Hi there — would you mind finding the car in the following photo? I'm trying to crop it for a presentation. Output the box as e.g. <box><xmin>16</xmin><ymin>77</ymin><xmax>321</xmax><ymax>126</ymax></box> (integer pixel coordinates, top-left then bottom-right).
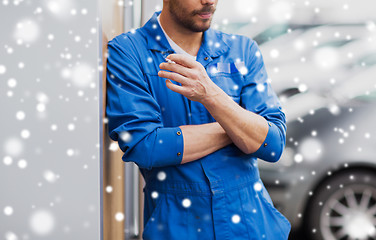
<box><xmin>255</xmin><ymin>22</ymin><xmax>376</xmax><ymax>239</ymax></box>
<box><xmin>259</xmin><ymin>88</ymin><xmax>376</xmax><ymax>239</ymax></box>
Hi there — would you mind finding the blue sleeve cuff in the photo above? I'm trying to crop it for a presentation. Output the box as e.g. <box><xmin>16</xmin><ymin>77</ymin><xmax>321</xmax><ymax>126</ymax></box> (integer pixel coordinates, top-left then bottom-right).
<box><xmin>150</xmin><ymin>127</ymin><xmax>184</xmax><ymax>168</ymax></box>
<box><xmin>252</xmin><ymin>121</ymin><xmax>284</xmax><ymax>162</ymax></box>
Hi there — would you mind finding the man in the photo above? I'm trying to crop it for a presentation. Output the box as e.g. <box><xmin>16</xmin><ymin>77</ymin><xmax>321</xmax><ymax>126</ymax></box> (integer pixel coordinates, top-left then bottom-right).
<box><xmin>106</xmin><ymin>0</ymin><xmax>291</xmax><ymax>239</ymax></box>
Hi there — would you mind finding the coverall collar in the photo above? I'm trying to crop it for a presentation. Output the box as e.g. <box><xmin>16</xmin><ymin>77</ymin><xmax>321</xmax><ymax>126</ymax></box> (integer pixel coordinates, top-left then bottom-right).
<box><xmin>143</xmin><ymin>11</ymin><xmax>230</xmax><ymax>63</ymax></box>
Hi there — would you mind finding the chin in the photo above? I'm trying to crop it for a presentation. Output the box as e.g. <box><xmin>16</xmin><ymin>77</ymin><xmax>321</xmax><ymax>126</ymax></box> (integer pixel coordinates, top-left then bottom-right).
<box><xmin>193</xmin><ymin>22</ymin><xmax>211</xmax><ymax>32</ymax></box>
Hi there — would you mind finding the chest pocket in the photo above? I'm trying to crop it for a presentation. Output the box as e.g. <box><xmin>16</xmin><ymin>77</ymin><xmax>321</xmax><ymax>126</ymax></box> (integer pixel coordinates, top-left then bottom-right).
<box><xmin>208</xmin><ymin>72</ymin><xmax>244</xmax><ymax>104</ymax></box>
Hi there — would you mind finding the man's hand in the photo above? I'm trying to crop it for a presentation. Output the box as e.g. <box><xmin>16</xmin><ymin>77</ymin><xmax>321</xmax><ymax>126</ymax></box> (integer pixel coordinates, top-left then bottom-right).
<box><xmin>158</xmin><ymin>54</ymin><xmax>222</xmax><ymax>103</ymax></box>
<box><xmin>159</xmin><ymin>55</ymin><xmax>270</xmax><ymax>156</ymax></box>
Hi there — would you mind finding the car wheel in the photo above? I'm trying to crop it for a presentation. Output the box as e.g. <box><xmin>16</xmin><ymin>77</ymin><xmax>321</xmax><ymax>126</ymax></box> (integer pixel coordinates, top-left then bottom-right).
<box><xmin>305</xmin><ymin>169</ymin><xmax>376</xmax><ymax>240</ymax></box>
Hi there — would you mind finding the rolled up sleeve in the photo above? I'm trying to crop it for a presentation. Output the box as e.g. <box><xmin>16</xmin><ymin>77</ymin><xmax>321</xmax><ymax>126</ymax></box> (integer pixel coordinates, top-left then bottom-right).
<box><xmin>240</xmin><ymin>40</ymin><xmax>286</xmax><ymax>162</ymax></box>
<box><xmin>252</xmin><ymin>121</ymin><xmax>285</xmax><ymax>162</ymax></box>
<box><xmin>106</xmin><ymin>39</ymin><xmax>184</xmax><ymax>170</ymax></box>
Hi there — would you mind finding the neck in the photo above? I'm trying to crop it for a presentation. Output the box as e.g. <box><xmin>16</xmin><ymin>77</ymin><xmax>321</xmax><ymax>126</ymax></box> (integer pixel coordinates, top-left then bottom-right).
<box><xmin>159</xmin><ymin>11</ymin><xmax>203</xmax><ymax>56</ymax></box>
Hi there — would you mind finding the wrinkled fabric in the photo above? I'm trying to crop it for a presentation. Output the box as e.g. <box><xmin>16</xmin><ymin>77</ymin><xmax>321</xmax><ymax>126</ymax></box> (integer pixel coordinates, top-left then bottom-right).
<box><xmin>106</xmin><ymin>11</ymin><xmax>291</xmax><ymax>240</ymax></box>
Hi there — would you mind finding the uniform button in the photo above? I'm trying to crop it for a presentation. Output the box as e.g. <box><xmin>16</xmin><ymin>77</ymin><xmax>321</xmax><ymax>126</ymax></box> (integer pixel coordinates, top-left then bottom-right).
<box><xmin>177</xmin><ymin>131</ymin><xmax>181</xmax><ymax>136</ymax></box>
<box><xmin>264</xmin><ymin>143</ymin><xmax>268</xmax><ymax>147</ymax></box>
<box><xmin>177</xmin><ymin>152</ymin><xmax>181</xmax><ymax>156</ymax></box>
<box><xmin>204</xmin><ymin>57</ymin><xmax>209</xmax><ymax>60</ymax></box>
<box><xmin>268</xmin><ymin>122</ymin><xmax>272</xmax><ymax>127</ymax></box>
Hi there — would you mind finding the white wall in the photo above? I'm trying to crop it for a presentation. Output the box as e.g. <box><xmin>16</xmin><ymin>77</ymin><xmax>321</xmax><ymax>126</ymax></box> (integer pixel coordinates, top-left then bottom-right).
<box><xmin>0</xmin><ymin>1</ymin><xmax>101</xmax><ymax>239</ymax></box>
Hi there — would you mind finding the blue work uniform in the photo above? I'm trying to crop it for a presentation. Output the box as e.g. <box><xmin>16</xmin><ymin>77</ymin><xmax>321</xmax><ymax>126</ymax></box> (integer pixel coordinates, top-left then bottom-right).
<box><xmin>106</xmin><ymin>11</ymin><xmax>291</xmax><ymax>240</ymax></box>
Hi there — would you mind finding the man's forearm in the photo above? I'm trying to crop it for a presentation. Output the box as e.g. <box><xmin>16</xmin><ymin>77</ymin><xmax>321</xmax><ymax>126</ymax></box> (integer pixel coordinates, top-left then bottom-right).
<box><xmin>202</xmin><ymin>89</ymin><xmax>268</xmax><ymax>155</ymax></box>
<box><xmin>179</xmin><ymin>122</ymin><xmax>232</xmax><ymax>164</ymax></box>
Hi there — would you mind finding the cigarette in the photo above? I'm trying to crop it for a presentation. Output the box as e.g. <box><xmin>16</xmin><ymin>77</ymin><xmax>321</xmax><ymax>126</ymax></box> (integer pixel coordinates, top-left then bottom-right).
<box><xmin>165</xmin><ymin>58</ymin><xmax>176</xmax><ymax>64</ymax></box>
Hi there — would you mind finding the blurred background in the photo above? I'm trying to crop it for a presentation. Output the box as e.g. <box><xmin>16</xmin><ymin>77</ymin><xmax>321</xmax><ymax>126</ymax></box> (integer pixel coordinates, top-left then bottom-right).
<box><xmin>1</xmin><ymin>0</ymin><xmax>376</xmax><ymax>239</ymax></box>
<box><xmin>0</xmin><ymin>0</ymin><xmax>102</xmax><ymax>239</ymax></box>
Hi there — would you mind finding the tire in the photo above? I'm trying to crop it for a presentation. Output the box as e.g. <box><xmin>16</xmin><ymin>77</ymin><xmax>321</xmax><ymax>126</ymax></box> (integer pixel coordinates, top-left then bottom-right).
<box><xmin>304</xmin><ymin>169</ymin><xmax>376</xmax><ymax>240</ymax></box>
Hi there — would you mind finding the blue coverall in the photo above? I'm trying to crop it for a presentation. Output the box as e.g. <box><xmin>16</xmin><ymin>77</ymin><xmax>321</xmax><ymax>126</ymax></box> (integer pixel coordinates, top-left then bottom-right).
<box><xmin>106</xmin><ymin>11</ymin><xmax>291</xmax><ymax>240</ymax></box>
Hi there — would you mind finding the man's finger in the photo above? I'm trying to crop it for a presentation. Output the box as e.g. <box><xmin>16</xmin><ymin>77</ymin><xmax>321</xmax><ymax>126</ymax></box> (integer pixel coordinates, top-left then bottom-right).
<box><xmin>159</xmin><ymin>62</ymin><xmax>192</xmax><ymax>78</ymax></box>
<box><xmin>158</xmin><ymin>70</ymin><xmax>189</xmax><ymax>85</ymax></box>
<box><xmin>166</xmin><ymin>54</ymin><xmax>198</xmax><ymax>68</ymax></box>
<box><xmin>165</xmin><ymin>79</ymin><xmax>186</xmax><ymax>94</ymax></box>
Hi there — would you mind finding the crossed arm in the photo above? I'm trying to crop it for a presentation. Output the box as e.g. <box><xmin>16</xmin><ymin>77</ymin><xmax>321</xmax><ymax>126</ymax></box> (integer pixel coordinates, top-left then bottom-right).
<box><xmin>106</xmin><ymin>39</ymin><xmax>285</xmax><ymax>169</ymax></box>
<box><xmin>179</xmin><ymin>122</ymin><xmax>232</xmax><ymax>164</ymax></box>
<box><xmin>158</xmin><ymin>54</ymin><xmax>269</xmax><ymax>164</ymax></box>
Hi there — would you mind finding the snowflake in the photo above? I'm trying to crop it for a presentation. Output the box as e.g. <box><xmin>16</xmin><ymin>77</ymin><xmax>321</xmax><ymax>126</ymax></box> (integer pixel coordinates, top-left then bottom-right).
<box><xmin>20</xmin><ymin>129</ymin><xmax>30</xmax><ymax>139</ymax></box>
<box><xmin>13</xmin><ymin>19</ymin><xmax>40</xmax><ymax>44</ymax></box>
<box><xmin>4</xmin><ymin>137</ymin><xmax>23</xmax><ymax>156</ymax></box>
<box><xmin>231</xmin><ymin>214</ymin><xmax>241</xmax><ymax>224</ymax></box>
<box><xmin>270</xmin><ymin>49</ymin><xmax>279</xmax><ymax>58</ymax></box>
<box><xmin>3</xmin><ymin>206</ymin><xmax>14</xmax><ymax>216</ymax></box>
<box><xmin>253</xmin><ymin>182</ymin><xmax>262</xmax><ymax>191</ymax></box>
<box><xmin>18</xmin><ymin>159</ymin><xmax>27</xmax><ymax>169</ymax></box>
<box><xmin>29</xmin><ymin>209</ymin><xmax>55</xmax><ymax>235</ymax></box>
<box><xmin>151</xmin><ymin>191</ymin><xmax>159</xmax><ymax>199</ymax></box>
<box><xmin>5</xmin><ymin>232</ymin><xmax>18</xmax><ymax>240</ymax></box>
<box><xmin>182</xmin><ymin>198</ymin><xmax>191</xmax><ymax>208</ymax></box>
<box><xmin>43</xmin><ymin>170</ymin><xmax>58</xmax><ymax>183</ymax></box>
<box><xmin>157</xmin><ymin>171</ymin><xmax>166</xmax><ymax>181</ymax></box>
<box><xmin>294</xmin><ymin>153</ymin><xmax>303</xmax><ymax>163</ymax></box>
<box><xmin>0</xmin><ymin>64</ymin><xmax>6</xmax><ymax>74</ymax></box>
<box><xmin>66</xmin><ymin>148</ymin><xmax>75</xmax><ymax>156</ymax></box>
